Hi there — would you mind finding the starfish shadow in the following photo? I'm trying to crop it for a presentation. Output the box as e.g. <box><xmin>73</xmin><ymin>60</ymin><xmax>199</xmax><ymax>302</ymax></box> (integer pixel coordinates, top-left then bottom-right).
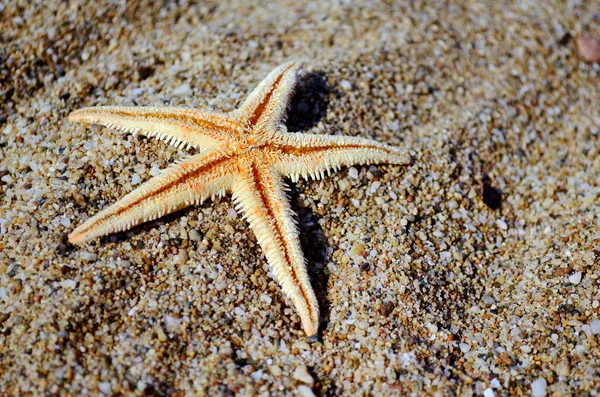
<box><xmin>286</xmin><ymin>70</ymin><xmax>333</xmax><ymax>133</ymax></box>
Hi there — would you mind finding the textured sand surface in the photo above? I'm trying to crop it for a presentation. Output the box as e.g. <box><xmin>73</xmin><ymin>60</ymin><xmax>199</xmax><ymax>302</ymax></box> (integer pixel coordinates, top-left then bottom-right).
<box><xmin>1</xmin><ymin>1</ymin><xmax>600</xmax><ymax>395</ymax></box>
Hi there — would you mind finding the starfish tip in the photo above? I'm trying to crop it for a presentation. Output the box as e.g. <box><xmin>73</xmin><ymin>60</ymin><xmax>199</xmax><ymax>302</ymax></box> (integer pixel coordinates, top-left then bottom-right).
<box><xmin>68</xmin><ymin>110</ymin><xmax>85</xmax><ymax>123</ymax></box>
<box><xmin>68</xmin><ymin>232</ymin><xmax>84</xmax><ymax>245</ymax></box>
<box><xmin>400</xmin><ymin>152</ymin><xmax>413</xmax><ymax>166</ymax></box>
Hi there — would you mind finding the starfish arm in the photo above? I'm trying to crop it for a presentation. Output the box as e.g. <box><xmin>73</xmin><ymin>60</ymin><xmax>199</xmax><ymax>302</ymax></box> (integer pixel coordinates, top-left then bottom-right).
<box><xmin>69</xmin><ymin>106</ymin><xmax>241</xmax><ymax>151</ymax></box>
<box><xmin>232</xmin><ymin>157</ymin><xmax>320</xmax><ymax>337</ymax></box>
<box><xmin>233</xmin><ymin>61</ymin><xmax>300</xmax><ymax>136</ymax></box>
<box><xmin>69</xmin><ymin>151</ymin><xmax>239</xmax><ymax>244</ymax></box>
<box><xmin>270</xmin><ymin>132</ymin><xmax>411</xmax><ymax>182</ymax></box>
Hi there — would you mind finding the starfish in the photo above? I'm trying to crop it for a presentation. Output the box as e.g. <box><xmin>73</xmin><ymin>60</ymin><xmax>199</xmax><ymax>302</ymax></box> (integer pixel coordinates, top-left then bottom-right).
<box><xmin>68</xmin><ymin>61</ymin><xmax>410</xmax><ymax>337</ymax></box>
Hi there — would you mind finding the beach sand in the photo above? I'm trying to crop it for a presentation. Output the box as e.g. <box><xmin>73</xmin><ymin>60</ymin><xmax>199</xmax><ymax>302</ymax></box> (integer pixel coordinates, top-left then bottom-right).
<box><xmin>1</xmin><ymin>0</ymin><xmax>599</xmax><ymax>395</ymax></box>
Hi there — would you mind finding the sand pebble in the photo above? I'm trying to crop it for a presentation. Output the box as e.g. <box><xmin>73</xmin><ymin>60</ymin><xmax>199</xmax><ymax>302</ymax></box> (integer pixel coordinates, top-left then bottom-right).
<box><xmin>136</xmin><ymin>381</ymin><xmax>146</xmax><ymax>391</ymax></box>
<box><xmin>531</xmin><ymin>378</ymin><xmax>547</xmax><ymax>397</ymax></box>
<box><xmin>171</xmin><ymin>83</ymin><xmax>192</xmax><ymax>97</ymax></box>
<box><xmin>79</xmin><ymin>251</ymin><xmax>97</xmax><ymax>261</ymax></box>
<box><xmin>156</xmin><ymin>327</ymin><xmax>168</xmax><ymax>342</ymax></box>
<box><xmin>62</xmin><ymin>280</ymin><xmax>77</xmax><ymax>289</ymax></box>
<box><xmin>98</xmin><ymin>382</ymin><xmax>111</xmax><ymax>395</ymax></box>
<box><xmin>250</xmin><ymin>370</ymin><xmax>263</xmax><ymax>382</ymax></box>
<box><xmin>259</xmin><ymin>294</ymin><xmax>272</xmax><ymax>305</ymax></box>
<box><xmin>39</xmin><ymin>104</ymin><xmax>53</xmax><ymax>114</ymax></box>
<box><xmin>173</xmin><ymin>250</ymin><xmax>188</xmax><ymax>264</ymax></box>
<box><xmin>297</xmin><ymin>385</ymin><xmax>316</xmax><ymax>397</ymax></box>
<box><xmin>556</xmin><ymin>359</ymin><xmax>571</xmax><ymax>376</ymax></box>
<box><xmin>234</xmin><ymin>307</ymin><xmax>245</xmax><ymax>316</ymax></box>
<box><xmin>293</xmin><ymin>340</ymin><xmax>311</xmax><ymax>351</ymax></box>
<box><xmin>1</xmin><ymin>173</ymin><xmax>13</xmax><ymax>184</ymax></box>
<box><xmin>483</xmin><ymin>388</ymin><xmax>495</xmax><ymax>397</ymax></box>
<box><xmin>189</xmin><ymin>229</ymin><xmax>202</xmax><ymax>241</ymax></box>
<box><xmin>269</xmin><ymin>365</ymin><xmax>282</xmax><ymax>376</ymax></box>
<box><xmin>568</xmin><ymin>271</ymin><xmax>582</xmax><ymax>285</ymax></box>
<box><xmin>340</xmin><ymin>80</ymin><xmax>352</xmax><ymax>91</ymax></box>
<box><xmin>338</xmin><ymin>178</ymin><xmax>352</xmax><ymax>191</ymax></box>
<box><xmin>293</xmin><ymin>365</ymin><xmax>314</xmax><ymax>385</ymax></box>
<box><xmin>350</xmin><ymin>242</ymin><xmax>366</xmax><ymax>256</ymax></box>
<box><xmin>279</xmin><ymin>341</ymin><xmax>289</xmax><ymax>354</ymax></box>
<box><xmin>149</xmin><ymin>166</ymin><xmax>161</xmax><ymax>177</ymax></box>
<box><xmin>459</xmin><ymin>343</ymin><xmax>471</xmax><ymax>353</ymax></box>
<box><xmin>577</xmin><ymin>34</ymin><xmax>600</xmax><ymax>62</ymax></box>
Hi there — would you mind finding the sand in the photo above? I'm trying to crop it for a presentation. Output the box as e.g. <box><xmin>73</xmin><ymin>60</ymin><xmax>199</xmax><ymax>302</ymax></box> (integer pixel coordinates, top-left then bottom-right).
<box><xmin>1</xmin><ymin>0</ymin><xmax>600</xmax><ymax>395</ymax></box>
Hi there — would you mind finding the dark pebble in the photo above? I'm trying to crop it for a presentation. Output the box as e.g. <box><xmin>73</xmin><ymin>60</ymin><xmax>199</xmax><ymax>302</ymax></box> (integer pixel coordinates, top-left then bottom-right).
<box><xmin>558</xmin><ymin>32</ymin><xmax>572</xmax><ymax>46</ymax></box>
<box><xmin>381</xmin><ymin>301</ymin><xmax>396</xmax><ymax>317</ymax></box>
<box><xmin>482</xmin><ymin>175</ymin><xmax>502</xmax><ymax>210</ymax></box>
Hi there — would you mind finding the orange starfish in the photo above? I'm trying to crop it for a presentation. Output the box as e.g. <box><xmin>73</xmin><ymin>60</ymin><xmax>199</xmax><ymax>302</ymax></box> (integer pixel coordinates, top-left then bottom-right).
<box><xmin>68</xmin><ymin>61</ymin><xmax>410</xmax><ymax>338</ymax></box>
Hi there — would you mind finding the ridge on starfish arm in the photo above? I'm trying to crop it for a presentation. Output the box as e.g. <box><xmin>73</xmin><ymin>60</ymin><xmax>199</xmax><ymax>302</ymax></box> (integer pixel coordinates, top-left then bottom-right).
<box><xmin>67</xmin><ymin>61</ymin><xmax>411</xmax><ymax>338</ymax></box>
